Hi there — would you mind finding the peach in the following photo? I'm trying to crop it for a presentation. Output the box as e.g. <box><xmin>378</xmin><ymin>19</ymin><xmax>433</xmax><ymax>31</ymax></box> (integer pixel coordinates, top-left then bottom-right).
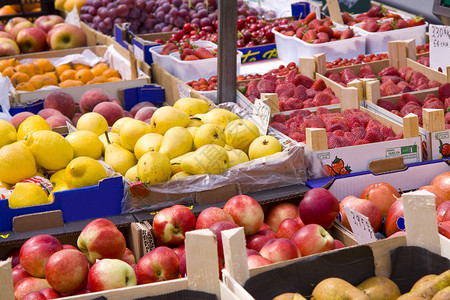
<box><xmin>80</xmin><ymin>88</ymin><xmax>110</xmax><ymax>113</ymax></box>
<box><xmin>71</xmin><ymin>113</ymin><xmax>82</xmax><ymax>127</ymax></box>
<box><xmin>123</xmin><ymin>111</ymin><xmax>133</xmax><ymax>118</ymax></box>
<box><xmin>134</xmin><ymin>106</ymin><xmax>157</xmax><ymax>122</ymax></box>
<box><xmin>38</xmin><ymin>108</ymin><xmax>63</xmax><ymax>119</ymax></box>
<box><xmin>110</xmin><ymin>98</ymin><xmax>122</xmax><ymax>107</ymax></box>
<box><xmin>130</xmin><ymin>101</ymin><xmax>156</xmax><ymax>116</ymax></box>
<box><xmin>44</xmin><ymin>90</ymin><xmax>76</xmax><ymax>118</ymax></box>
<box><xmin>46</xmin><ymin>114</ymin><xmax>73</xmax><ymax>128</ymax></box>
<box><xmin>93</xmin><ymin>102</ymin><xmax>124</xmax><ymax>126</ymax></box>
<box><xmin>10</xmin><ymin>112</ymin><xmax>34</xmax><ymax>129</ymax></box>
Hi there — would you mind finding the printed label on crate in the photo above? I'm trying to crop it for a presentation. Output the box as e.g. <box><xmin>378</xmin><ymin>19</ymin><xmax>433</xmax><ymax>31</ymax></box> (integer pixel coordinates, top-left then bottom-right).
<box><xmin>343</xmin><ymin>206</ymin><xmax>377</xmax><ymax>244</ymax></box>
<box><xmin>429</xmin><ymin>24</ymin><xmax>450</xmax><ymax>75</ymax></box>
<box><xmin>252</xmin><ymin>99</ymin><xmax>271</xmax><ymax>135</ymax></box>
<box><xmin>431</xmin><ymin>130</ymin><xmax>450</xmax><ymax>159</ymax></box>
<box><xmin>176</xmin><ymin>82</ymin><xmax>192</xmax><ymax>99</ymax></box>
<box><xmin>240</xmin><ymin>44</ymin><xmax>278</xmax><ymax>64</ymax></box>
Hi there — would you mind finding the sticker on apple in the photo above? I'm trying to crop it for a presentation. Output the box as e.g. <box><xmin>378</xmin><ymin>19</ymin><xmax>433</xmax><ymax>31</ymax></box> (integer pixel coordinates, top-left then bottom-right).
<box><xmin>252</xmin><ymin>99</ymin><xmax>271</xmax><ymax>135</ymax></box>
<box><xmin>343</xmin><ymin>206</ymin><xmax>377</xmax><ymax>244</ymax></box>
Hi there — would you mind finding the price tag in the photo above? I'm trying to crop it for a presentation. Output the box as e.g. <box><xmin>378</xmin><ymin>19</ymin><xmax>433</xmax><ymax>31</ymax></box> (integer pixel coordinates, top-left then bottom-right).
<box><xmin>343</xmin><ymin>206</ymin><xmax>377</xmax><ymax>244</ymax></box>
<box><xmin>429</xmin><ymin>24</ymin><xmax>450</xmax><ymax>75</ymax></box>
<box><xmin>308</xmin><ymin>1</ymin><xmax>322</xmax><ymax>20</ymax></box>
<box><xmin>65</xmin><ymin>6</ymin><xmax>81</xmax><ymax>28</ymax></box>
<box><xmin>176</xmin><ymin>82</ymin><xmax>192</xmax><ymax>99</ymax></box>
<box><xmin>252</xmin><ymin>99</ymin><xmax>271</xmax><ymax>135</ymax></box>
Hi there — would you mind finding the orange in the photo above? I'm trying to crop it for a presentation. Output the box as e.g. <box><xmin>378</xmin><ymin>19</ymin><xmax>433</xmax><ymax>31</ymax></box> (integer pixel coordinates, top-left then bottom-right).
<box><xmin>102</xmin><ymin>68</ymin><xmax>121</xmax><ymax>78</ymax></box>
<box><xmin>55</xmin><ymin>64</ymin><xmax>71</xmax><ymax>78</ymax></box>
<box><xmin>60</xmin><ymin>79</ymin><xmax>83</xmax><ymax>88</ymax></box>
<box><xmin>15</xmin><ymin>82</ymin><xmax>36</xmax><ymax>92</ymax></box>
<box><xmin>0</xmin><ymin>5</ymin><xmax>18</xmax><ymax>15</ymax></box>
<box><xmin>86</xmin><ymin>75</ymin><xmax>108</xmax><ymax>85</ymax></box>
<box><xmin>73</xmin><ymin>64</ymin><xmax>90</xmax><ymax>71</ymax></box>
<box><xmin>91</xmin><ymin>63</ymin><xmax>108</xmax><ymax>76</ymax></box>
<box><xmin>8</xmin><ymin>58</ymin><xmax>20</xmax><ymax>67</ymax></box>
<box><xmin>28</xmin><ymin>75</ymin><xmax>49</xmax><ymax>90</ymax></box>
<box><xmin>0</xmin><ymin>60</ymin><xmax>13</xmax><ymax>72</ymax></box>
<box><xmin>108</xmin><ymin>77</ymin><xmax>122</xmax><ymax>82</ymax></box>
<box><xmin>2</xmin><ymin>66</ymin><xmax>16</xmax><ymax>78</ymax></box>
<box><xmin>14</xmin><ymin>64</ymin><xmax>33</xmax><ymax>78</ymax></box>
<box><xmin>60</xmin><ymin>69</ymin><xmax>77</xmax><ymax>81</ymax></box>
<box><xmin>33</xmin><ymin>58</ymin><xmax>54</xmax><ymax>74</ymax></box>
<box><xmin>25</xmin><ymin>63</ymin><xmax>41</xmax><ymax>76</ymax></box>
<box><xmin>44</xmin><ymin>72</ymin><xmax>58</xmax><ymax>83</ymax></box>
<box><xmin>74</xmin><ymin>69</ymin><xmax>94</xmax><ymax>84</ymax></box>
<box><xmin>10</xmin><ymin>72</ymin><xmax>30</xmax><ymax>87</ymax></box>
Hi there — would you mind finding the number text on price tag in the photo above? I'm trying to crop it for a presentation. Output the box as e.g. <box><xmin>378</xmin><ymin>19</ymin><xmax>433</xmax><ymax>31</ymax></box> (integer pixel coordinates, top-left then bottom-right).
<box><xmin>252</xmin><ymin>99</ymin><xmax>271</xmax><ymax>135</ymax></box>
<box><xmin>343</xmin><ymin>206</ymin><xmax>377</xmax><ymax>244</ymax></box>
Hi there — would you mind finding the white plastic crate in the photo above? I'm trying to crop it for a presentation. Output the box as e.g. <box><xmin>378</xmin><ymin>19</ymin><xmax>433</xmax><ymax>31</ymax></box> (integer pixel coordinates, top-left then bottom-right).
<box><xmin>149</xmin><ymin>44</ymin><xmax>176</xmax><ymax>74</ymax></box>
<box><xmin>272</xmin><ymin>27</ymin><xmax>298</xmax><ymax>64</ymax></box>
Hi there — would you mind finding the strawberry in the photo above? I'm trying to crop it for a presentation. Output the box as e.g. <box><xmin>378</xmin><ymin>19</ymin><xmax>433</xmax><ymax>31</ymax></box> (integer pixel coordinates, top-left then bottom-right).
<box><xmin>361</xmin><ymin>20</ymin><xmax>380</xmax><ymax>32</ymax></box>
<box><xmin>308</xmin><ymin>19</ymin><xmax>322</xmax><ymax>30</ymax></box>
<box><xmin>358</xmin><ymin>65</ymin><xmax>375</xmax><ymax>78</ymax></box>
<box><xmin>161</xmin><ymin>43</ymin><xmax>178</xmax><ymax>55</ymax></box>
<box><xmin>193</xmin><ymin>47</ymin><xmax>215</xmax><ymax>59</ymax></box>
<box><xmin>445</xmin><ymin>97</ymin><xmax>450</xmax><ymax>111</ymax></box>
<box><xmin>293</xmin><ymin>85</ymin><xmax>308</xmax><ymax>101</ymax></box>
<box><xmin>408</xmin><ymin>15</ymin><xmax>425</xmax><ymax>27</ymax></box>
<box><xmin>291</xmin><ymin>132</ymin><xmax>306</xmax><ymax>143</ymax></box>
<box><xmin>395</xmin><ymin>19</ymin><xmax>409</xmax><ymax>29</ymax></box>
<box><xmin>269</xmin><ymin>122</ymin><xmax>288</xmax><ymax>134</ymax></box>
<box><xmin>184</xmin><ymin>55</ymin><xmax>200</xmax><ymax>61</ymax></box>
<box><xmin>316</xmin><ymin>32</ymin><xmax>330</xmax><ymax>43</ymax></box>
<box><xmin>285</xmin><ymin>97</ymin><xmax>304</xmax><ymax>110</ymax></box>
<box><xmin>380</xmin><ymin>75</ymin><xmax>403</xmax><ymax>84</ymax></box>
<box><xmin>302</xmin><ymin>29</ymin><xmax>318</xmax><ymax>43</ymax></box>
<box><xmin>344</xmin><ymin>132</ymin><xmax>357</xmax><ymax>145</ymax></box>
<box><xmin>295</xmin><ymin>75</ymin><xmax>315</xmax><ymax>88</ymax></box>
<box><xmin>379</xmin><ymin>22</ymin><xmax>394</xmax><ymax>32</ymax></box>
<box><xmin>340</xmin><ymin>69</ymin><xmax>357</xmax><ymax>85</ymax></box>
<box><xmin>276</xmin><ymin>82</ymin><xmax>296</xmax><ymax>97</ymax></box>
<box><xmin>318</xmin><ymin>25</ymin><xmax>334</xmax><ymax>38</ymax></box>
<box><xmin>180</xmin><ymin>48</ymin><xmax>194</xmax><ymax>60</ymax></box>
<box><xmin>302</xmin><ymin>11</ymin><xmax>316</xmax><ymax>24</ymax></box>
<box><xmin>380</xmin><ymin>80</ymin><xmax>402</xmax><ymax>96</ymax></box>
<box><xmin>312</xmin><ymin>92</ymin><xmax>332</xmax><ymax>106</ymax></box>
<box><xmin>327</xmin><ymin>135</ymin><xmax>342</xmax><ymax>149</ymax></box>
<box><xmin>367</xmin><ymin>5</ymin><xmax>385</xmax><ymax>18</ymax></box>
<box><xmin>340</xmin><ymin>28</ymin><xmax>354</xmax><ymax>40</ymax></box>
<box><xmin>379</xmin><ymin>66</ymin><xmax>400</xmax><ymax>77</ymax></box>
<box><xmin>438</xmin><ymin>83</ymin><xmax>450</xmax><ymax>101</ymax></box>
<box><xmin>409</xmin><ymin>71</ymin><xmax>426</xmax><ymax>87</ymax></box>
<box><xmin>398</xmin><ymin>66</ymin><xmax>413</xmax><ymax>79</ymax></box>
<box><xmin>377</xmin><ymin>99</ymin><xmax>399</xmax><ymax>112</ymax></box>
<box><xmin>315</xmin><ymin>107</ymin><xmax>331</xmax><ymax>116</ymax></box>
<box><xmin>311</xmin><ymin>79</ymin><xmax>327</xmax><ymax>91</ymax></box>
<box><xmin>295</xmin><ymin>27</ymin><xmax>307</xmax><ymax>39</ymax></box>
<box><xmin>446</xmin><ymin>111</ymin><xmax>450</xmax><ymax>123</ymax></box>
<box><xmin>364</xmin><ymin>129</ymin><xmax>383</xmax><ymax>143</ymax></box>
<box><xmin>289</xmin><ymin>109</ymin><xmax>311</xmax><ymax>119</ymax></box>
<box><xmin>351</xmin><ymin>127</ymin><xmax>366</xmax><ymax>140</ymax></box>
<box><xmin>397</xmin><ymin>81</ymin><xmax>414</xmax><ymax>93</ymax></box>
<box><xmin>272</xmin><ymin>114</ymin><xmax>287</xmax><ymax>123</ymax></box>
<box><xmin>303</xmin><ymin>100</ymin><xmax>315</xmax><ymax>108</ymax></box>
<box><xmin>286</xmin><ymin>115</ymin><xmax>305</xmax><ymax>129</ymax></box>
<box><xmin>332</xmin><ymin>30</ymin><xmax>342</xmax><ymax>40</ymax></box>
<box><xmin>423</xmin><ymin>98</ymin><xmax>445</xmax><ymax>110</ymax></box>
<box><xmin>429</xmin><ymin>80</ymin><xmax>441</xmax><ymax>88</ymax></box>
<box><xmin>353</xmin><ymin>139</ymin><xmax>369</xmax><ymax>145</ymax></box>
<box><xmin>379</xmin><ymin>125</ymin><xmax>396</xmax><ymax>139</ymax></box>
<box><xmin>257</xmin><ymin>78</ymin><xmax>276</xmax><ymax>93</ymax></box>
<box><xmin>325</xmin><ymin>71</ymin><xmax>342</xmax><ymax>83</ymax></box>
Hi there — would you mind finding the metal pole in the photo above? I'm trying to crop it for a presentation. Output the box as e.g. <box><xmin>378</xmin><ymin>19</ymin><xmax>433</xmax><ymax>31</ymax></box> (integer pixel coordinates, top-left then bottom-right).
<box><xmin>217</xmin><ymin>0</ymin><xmax>237</xmax><ymax>103</ymax></box>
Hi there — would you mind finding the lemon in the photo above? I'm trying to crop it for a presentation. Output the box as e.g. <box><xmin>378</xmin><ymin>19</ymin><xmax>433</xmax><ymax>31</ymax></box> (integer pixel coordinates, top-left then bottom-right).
<box><xmin>25</xmin><ymin>131</ymin><xmax>74</xmax><ymax>171</ymax></box>
<box><xmin>0</xmin><ymin>119</ymin><xmax>16</xmax><ymax>148</ymax></box>
<box><xmin>48</xmin><ymin>183</ymin><xmax>69</xmax><ymax>203</ymax></box>
<box><xmin>65</xmin><ymin>130</ymin><xmax>103</xmax><ymax>159</ymax></box>
<box><xmin>76</xmin><ymin>112</ymin><xmax>108</xmax><ymax>136</ymax></box>
<box><xmin>17</xmin><ymin>115</ymin><xmax>51</xmax><ymax>140</ymax></box>
<box><xmin>111</xmin><ymin>117</ymin><xmax>133</xmax><ymax>134</ymax></box>
<box><xmin>9</xmin><ymin>182</ymin><xmax>51</xmax><ymax>208</ymax></box>
<box><xmin>65</xmin><ymin>156</ymin><xmax>108</xmax><ymax>189</ymax></box>
<box><xmin>49</xmin><ymin>169</ymin><xmax>66</xmax><ymax>188</ymax></box>
<box><xmin>99</xmin><ymin>132</ymin><xmax>120</xmax><ymax>153</ymax></box>
<box><xmin>0</xmin><ymin>141</ymin><xmax>36</xmax><ymax>185</ymax></box>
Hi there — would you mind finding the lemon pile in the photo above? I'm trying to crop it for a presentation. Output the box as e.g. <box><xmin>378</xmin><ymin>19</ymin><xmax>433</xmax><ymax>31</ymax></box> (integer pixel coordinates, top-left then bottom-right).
<box><xmin>0</xmin><ymin>115</ymin><xmax>108</xmax><ymax>209</ymax></box>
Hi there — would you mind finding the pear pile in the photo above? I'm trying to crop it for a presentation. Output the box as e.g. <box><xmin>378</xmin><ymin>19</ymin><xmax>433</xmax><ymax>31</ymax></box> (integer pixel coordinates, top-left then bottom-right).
<box><xmin>106</xmin><ymin>97</ymin><xmax>283</xmax><ymax>184</ymax></box>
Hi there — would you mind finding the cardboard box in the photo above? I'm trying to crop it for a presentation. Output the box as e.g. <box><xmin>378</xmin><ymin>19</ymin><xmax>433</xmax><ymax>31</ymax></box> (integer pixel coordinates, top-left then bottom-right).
<box><xmin>0</xmin><ymin>176</ymin><xmax>124</xmax><ymax>233</ymax></box>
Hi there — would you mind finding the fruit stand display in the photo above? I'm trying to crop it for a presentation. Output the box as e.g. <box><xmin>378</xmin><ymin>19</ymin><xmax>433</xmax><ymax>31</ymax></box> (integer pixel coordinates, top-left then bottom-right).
<box><xmin>1</xmin><ymin>0</ymin><xmax>450</xmax><ymax>299</ymax></box>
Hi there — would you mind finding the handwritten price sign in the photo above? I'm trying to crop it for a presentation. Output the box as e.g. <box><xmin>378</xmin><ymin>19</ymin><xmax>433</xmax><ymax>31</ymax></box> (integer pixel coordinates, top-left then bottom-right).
<box><xmin>252</xmin><ymin>99</ymin><xmax>271</xmax><ymax>135</ymax></box>
<box><xmin>429</xmin><ymin>24</ymin><xmax>450</xmax><ymax>75</ymax></box>
<box><xmin>343</xmin><ymin>206</ymin><xmax>377</xmax><ymax>244</ymax></box>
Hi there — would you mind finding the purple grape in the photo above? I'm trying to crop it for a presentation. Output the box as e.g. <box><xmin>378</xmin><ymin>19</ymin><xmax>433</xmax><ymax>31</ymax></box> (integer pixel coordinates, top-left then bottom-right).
<box><xmin>169</xmin><ymin>7</ymin><xmax>179</xmax><ymax>18</ymax></box>
<box><xmin>80</xmin><ymin>6</ymin><xmax>88</xmax><ymax>13</ymax></box>
<box><xmin>92</xmin><ymin>0</ymin><xmax>102</xmax><ymax>9</ymax></box>
<box><xmin>161</xmin><ymin>2</ymin><xmax>171</xmax><ymax>13</ymax></box>
<box><xmin>101</xmin><ymin>0</ymin><xmax>111</xmax><ymax>6</ymax></box>
<box><xmin>173</xmin><ymin>16</ymin><xmax>185</xmax><ymax>28</ymax></box>
<box><xmin>179</xmin><ymin>8</ymin><xmax>187</xmax><ymax>17</ymax></box>
<box><xmin>104</xmin><ymin>17</ymin><xmax>113</xmax><ymax>29</ymax></box>
<box><xmin>93</xmin><ymin>15</ymin><xmax>101</xmax><ymax>24</ymax></box>
<box><xmin>98</xmin><ymin>21</ymin><xmax>106</xmax><ymax>32</ymax></box>
<box><xmin>145</xmin><ymin>1</ymin><xmax>154</xmax><ymax>12</ymax></box>
<box><xmin>81</xmin><ymin>14</ymin><xmax>93</xmax><ymax>23</ymax></box>
<box><xmin>139</xmin><ymin>12</ymin><xmax>148</xmax><ymax>22</ymax></box>
<box><xmin>117</xmin><ymin>4</ymin><xmax>129</xmax><ymax>17</ymax></box>
<box><xmin>97</xmin><ymin>7</ymin><xmax>108</xmax><ymax>19</ymax></box>
<box><xmin>172</xmin><ymin>0</ymin><xmax>182</xmax><ymax>6</ymax></box>
<box><xmin>191</xmin><ymin>18</ymin><xmax>200</xmax><ymax>26</ymax></box>
<box><xmin>162</xmin><ymin>25</ymin><xmax>173</xmax><ymax>32</ymax></box>
<box><xmin>180</xmin><ymin>3</ymin><xmax>188</xmax><ymax>10</ymax></box>
<box><xmin>88</xmin><ymin>6</ymin><xmax>97</xmax><ymax>16</ymax></box>
<box><xmin>129</xmin><ymin>7</ymin><xmax>140</xmax><ymax>19</ymax></box>
<box><xmin>164</xmin><ymin>14</ymin><xmax>170</xmax><ymax>23</ymax></box>
<box><xmin>106</xmin><ymin>2</ymin><xmax>114</xmax><ymax>9</ymax></box>
<box><xmin>197</xmin><ymin>9</ymin><xmax>208</xmax><ymax>18</ymax></box>
<box><xmin>200</xmin><ymin>17</ymin><xmax>211</xmax><ymax>27</ymax></box>
<box><xmin>144</xmin><ymin>18</ymin><xmax>155</xmax><ymax>30</ymax></box>
<box><xmin>156</xmin><ymin>11</ymin><xmax>165</xmax><ymax>22</ymax></box>
<box><xmin>125</xmin><ymin>0</ymin><xmax>134</xmax><ymax>8</ymax></box>
<box><xmin>154</xmin><ymin>23</ymin><xmax>163</xmax><ymax>32</ymax></box>
<box><xmin>108</xmin><ymin>8</ymin><xmax>117</xmax><ymax>19</ymax></box>
<box><xmin>114</xmin><ymin>17</ymin><xmax>127</xmax><ymax>24</ymax></box>
<box><xmin>85</xmin><ymin>0</ymin><xmax>93</xmax><ymax>6</ymax></box>
<box><xmin>195</xmin><ymin>3</ymin><xmax>205</xmax><ymax>10</ymax></box>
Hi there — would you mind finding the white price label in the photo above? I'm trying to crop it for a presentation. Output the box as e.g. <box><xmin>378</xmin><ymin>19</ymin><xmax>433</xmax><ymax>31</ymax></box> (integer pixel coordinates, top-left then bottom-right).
<box><xmin>65</xmin><ymin>6</ymin><xmax>81</xmax><ymax>28</ymax></box>
<box><xmin>308</xmin><ymin>1</ymin><xmax>321</xmax><ymax>20</ymax></box>
<box><xmin>176</xmin><ymin>82</ymin><xmax>192</xmax><ymax>99</ymax></box>
<box><xmin>252</xmin><ymin>99</ymin><xmax>271</xmax><ymax>135</ymax></box>
<box><xmin>343</xmin><ymin>206</ymin><xmax>377</xmax><ymax>244</ymax></box>
<box><xmin>429</xmin><ymin>24</ymin><xmax>450</xmax><ymax>75</ymax></box>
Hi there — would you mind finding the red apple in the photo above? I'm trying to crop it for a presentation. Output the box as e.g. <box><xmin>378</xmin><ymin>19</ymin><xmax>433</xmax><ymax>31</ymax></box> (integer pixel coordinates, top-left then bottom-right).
<box><xmin>195</xmin><ymin>206</ymin><xmax>234</xmax><ymax>229</ymax></box>
<box><xmin>360</xmin><ymin>182</ymin><xmax>400</xmax><ymax>217</ymax></box>
<box><xmin>62</xmin><ymin>244</ymin><xmax>78</xmax><ymax>250</ymax></box>
<box><xmin>265</xmin><ymin>202</ymin><xmax>299</xmax><ymax>232</ymax></box>
<box><xmin>0</xmin><ymin>40</ymin><xmax>20</xmax><ymax>56</ymax></box>
<box><xmin>47</xmin><ymin>24</ymin><xmax>87</xmax><ymax>50</ymax></box>
<box><xmin>277</xmin><ymin>218</ymin><xmax>304</xmax><ymax>239</ymax></box>
<box><xmin>246</xmin><ymin>248</ymin><xmax>260</xmax><ymax>256</ymax></box>
<box><xmin>34</xmin><ymin>15</ymin><xmax>65</xmax><ymax>33</ymax></box>
<box><xmin>120</xmin><ymin>248</ymin><xmax>136</xmax><ymax>265</ymax></box>
<box><xmin>385</xmin><ymin>198</ymin><xmax>405</xmax><ymax>237</ymax></box>
<box><xmin>0</xmin><ymin>31</ymin><xmax>14</xmax><ymax>40</ymax></box>
<box><xmin>223</xmin><ymin>195</ymin><xmax>264</xmax><ymax>236</ymax></box>
<box><xmin>247</xmin><ymin>255</ymin><xmax>273</xmax><ymax>269</ymax></box>
<box><xmin>22</xmin><ymin>291</ymin><xmax>46</xmax><ymax>300</ymax></box>
<box><xmin>137</xmin><ymin>246</ymin><xmax>180</xmax><ymax>284</ymax></box>
<box><xmin>260</xmin><ymin>223</ymin><xmax>271</xmax><ymax>231</ymax></box>
<box><xmin>418</xmin><ymin>185</ymin><xmax>449</xmax><ymax>208</ymax></box>
<box><xmin>38</xmin><ymin>288</ymin><xmax>61</xmax><ymax>299</ymax></box>
<box><xmin>14</xmin><ymin>277</ymin><xmax>51</xmax><ymax>300</ymax></box>
<box><xmin>45</xmin><ymin>249</ymin><xmax>89</xmax><ymax>295</ymax></box>
<box><xmin>437</xmin><ymin>201</ymin><xmax>450</xmax><ymax>223</ymax></box>
<box><xmin>88</xmin><ymin>259</ymin><xmax>137</xmax><ymax>292</ymax></box>
<box><xmin>16</xmin><ymin>27</ymin><xmax>47</xmax><ymax>53</ymax></box>
<box><xmin>246</xmin><ymin>229</ymin><xmax>278</xmax><ymax>252</ymax></box>
<box><xmin>172</xmin><ymin>244</ymin><xmax>186</xmax><ymax>278</ymax></box>
<box><xmin>209</xmin><ymin>221</ymin><xmax>239</xmax><ymax>261</ymax></box>
<box><xmin>12</xmin><ymin>264</ymin><xmax>31</xmax><ymax>287</ymax></box>
<box><xmin>443</xmin><ymin>209</ymin><xmax>450</xmax><ymax>222</ymax></box>
<box><xmin>431</xmin><ymin>172</ymin><xmax>450</xmax><ymax>196</ymax></box>
<box><xmin>3</xmin><ymin>247</ymin><xmax>21</xmax><ymax>268</ymax></box>
<box><xmin>19</xmin><ymin>235</ymin><xmax>63</xmax><ymax>278</ymax></box>
<box><xmin>338</xmin><ymin>195</ymin><xmax>383</xmax><ymax>233</ymax></box>
<box><xmin>152</xmin><ymin>205</ymin><xmax>196</xmax><ymax>246</ymax></box>
<box><xmin>5</xmin><ymin>17</ymin><xmax>28</xmax><ymax>33</ymax></box>
<box><xmin>334</xmin><ymin>239</ymin><xmax>345</xmax><ymax>249</ymax></box>
<box><xmin>259</xmin><ymin>238</ymin><xmax>301</xmax><ymax>263</ymax></box>
<box><xmin>291</xmin><ymin>224</ymin><xmax>335</xmax><ymax>256</ymax></box>
<box><xmin>77</xmin><ymin>218</ymin><xmax>126</xmax><ymax>264</ymax></box>
<box><xmin>10</xmin><ymin>21</ymin><xmax>34</xmax><ymax>39</ymax></box>
<box><xmin>298</xmin><ymin>188</ymin><xmax>339</xmax><ymax>229</ymax></box>
<box><xmin>438</xmin><ymin>221</ymin><xmax>450</xmax><ymax>239</ymax></box>
<box><xmin>388</xmin><ymin>231</ymin><xmax>407</xmax><ymax>239</ymax></box>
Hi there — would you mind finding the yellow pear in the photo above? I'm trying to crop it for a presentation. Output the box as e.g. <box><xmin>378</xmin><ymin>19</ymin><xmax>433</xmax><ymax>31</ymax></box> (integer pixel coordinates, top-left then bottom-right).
<box><xmin>201</xmin><ymin>109</ymin><xmax>229</xmax><ymax>130</ymax></box>
<box><xmin>194</xmin><ymin>123</ymin><xmax>226</xmax><ymax>149</ymax></box>
<box><xmin>248</xmin><ymin>135</ymin><xmax>282</xmax><ymax>160</ymax></box>
<box><xmin>119</xmin><ymin>119</ymin><xmax>152</xmax><ymax>151</ymax></box>
<box><xmin>224</xmin><ymin>119</ymin><xmax>260</xmax><ymax>153</ymax></box>
<box><xmin>134</xmin><ymin>133</ymin><xmax>164</xmax><ymax>160</ymax></box>
<box><xmin>137</xmin><ymin>151</ymin><xmax>172</xmax><ymax>184</ymax></box>
<box><xmin>124</xmin><ymin>165</ymin><xmax>139</xmax><ymax>181</ymax></box>
<box><xmin>227</xmin><ymin>149</ymin><xmax>249</xmax><ymax>168</ymax></box>
<box><xmin>170</xmin><ymin>171</ymin><xmax>192</xmax><ymax>180</ymax></box>
<box><xmin>111</xmin><ymin>117</ymin><xmax>133</xmax><ymax>134</ymax></box>
<box><xmin>180</xmin><ymin>144</ymin><xmax>229</xmax><ymax>175</ymax></box>
<box><xmin>187</xmin><ymin>118</ymin><xmax>203</xmax><ymax>127</ymax></box>
<box><xmin>149</xmin><ymin>106</ymin><xmax>190</xmax><ymax>135</ymax></box>
<box><xmin>104</xmin><ymin>133</ymin><xmax>137</xmax><ymax>176</ymax></box>
<box><xmin>170</xmin><ymin>152</ymin><xmax>194</xmax><ymax>175</ymax></box>
<box><xmin>173</xmin><ymin>97</ymin><xmax>210</xmax><ymax>116</ymax></box>
<box><xmin>159</xmin><ymin>126</ymin><xmax>193</xmax><ymax>160</ymax></box>
<box><xmin>186</xmin><ymin>127</ymin><xmax>198</xmax><ymax>142</ymax></box>
<box><xmin>99</xmin><ymin>132</ymin><xmax>120</xmax><ymax>154</ymax></box>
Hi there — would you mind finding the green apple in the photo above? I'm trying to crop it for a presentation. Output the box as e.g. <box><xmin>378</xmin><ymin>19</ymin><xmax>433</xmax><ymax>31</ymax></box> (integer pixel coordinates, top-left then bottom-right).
<box><xmin>248</xmin><ymin>135</ymin><xmax>282</xmax><ymax>160</ymax></box>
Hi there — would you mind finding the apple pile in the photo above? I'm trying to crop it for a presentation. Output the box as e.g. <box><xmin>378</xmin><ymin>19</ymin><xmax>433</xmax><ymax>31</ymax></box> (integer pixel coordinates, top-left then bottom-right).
<box><xmin>0</xmin><ymin>16</ymin><xmax>87</xmax><ymax>56</ymax></box>
<box><xmin>244</xmin><ymin>70</ymin><xmax>342</xmax><ymax>111</ymax></box>
<box><xmin>375</xmin><ymin>83</ymin><xmax>450</xmax><ymax>127</ymax></box>
<box><xmin>335</xmin><ymin>172</ymin><xmax>450</xmax><ymax>239</ymax></box>
<box><xmin>5</xmin><ymin>218</ymin><xmax>188</xmax><ymax>299</ymax></box>
<box><xmin>270</xmin><ymin>106</ymin><xmax>400</xmax><ymax>147</ymax></box>
<box><xmin>325</xmin><ymin>65</ymin><xmax>442</xmax><ymax>96</ymax></box>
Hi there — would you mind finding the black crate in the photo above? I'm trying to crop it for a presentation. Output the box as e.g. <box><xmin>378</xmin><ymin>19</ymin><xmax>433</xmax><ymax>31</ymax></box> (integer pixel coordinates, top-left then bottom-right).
<box><xmin>0</xmin><ymin>0</ymin><xmax>57</xmax><ymax>24</ymax></box>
